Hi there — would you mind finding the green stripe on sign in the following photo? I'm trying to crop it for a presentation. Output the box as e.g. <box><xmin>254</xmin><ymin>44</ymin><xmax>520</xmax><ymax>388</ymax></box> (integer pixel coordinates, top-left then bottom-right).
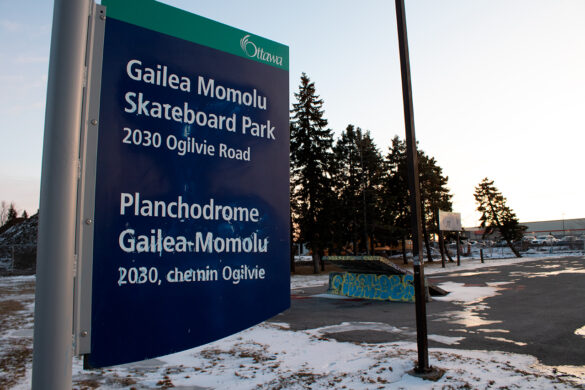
<box><xmin>101</xmin><ymin>0</ymin><xmax>289</xmax><ymax>70</ymax></box>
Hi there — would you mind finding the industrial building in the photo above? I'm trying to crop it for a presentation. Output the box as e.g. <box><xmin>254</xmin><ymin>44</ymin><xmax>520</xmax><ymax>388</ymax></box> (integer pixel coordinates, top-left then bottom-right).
<box><xmin>464</xmin><ymin>218</ymin><xmax>585</xmax><ymax>240</ymax></box>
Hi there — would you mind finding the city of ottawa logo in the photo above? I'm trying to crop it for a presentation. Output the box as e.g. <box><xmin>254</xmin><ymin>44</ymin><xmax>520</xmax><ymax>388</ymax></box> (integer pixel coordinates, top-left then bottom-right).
<box><xmin>240</xmin><ymin>34</ymin><xmax>283</xmax><ymax>67</ymax></box>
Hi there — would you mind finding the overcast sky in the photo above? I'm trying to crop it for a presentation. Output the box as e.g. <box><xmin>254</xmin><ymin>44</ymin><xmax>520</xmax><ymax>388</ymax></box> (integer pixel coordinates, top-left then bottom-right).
<box><xmin>1</xmin><ymin>0</ymin><xmax>584</xmax><ymax>226</ymax></box>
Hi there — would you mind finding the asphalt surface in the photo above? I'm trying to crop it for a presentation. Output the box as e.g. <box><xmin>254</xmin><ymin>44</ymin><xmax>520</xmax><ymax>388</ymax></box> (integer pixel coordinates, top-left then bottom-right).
<box><xmin>270</xmin><ymin>256</ymin><xmax>585</xmax><ymax>367</ymax></box>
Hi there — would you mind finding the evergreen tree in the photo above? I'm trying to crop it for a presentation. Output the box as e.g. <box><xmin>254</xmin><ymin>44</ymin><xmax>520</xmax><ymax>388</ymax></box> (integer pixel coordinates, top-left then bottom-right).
<box><xmin>333</xmin><ymin>125</ymin><xmax>361</xmax><ymax>253</ymax></box>
<box><xmin>333</xmin><ymin>126</ymin><xmax>384</xmax><ymax>254</ymax></box>
<box><xmin>381</xmin><ymin>136</ymin><xmax>410</xmax><ymax>263</ymax></box>
<box><xmin>382</xmin><ymin>137</ymin><xmax>453</xmax><ymax>263</ymax></box>
<box><xmin>290</xmin><ymin>73</ymin><xmax>335</xmax><ymax>273</ymax></box>
<box><xmin>6</xmin><ymin>203</ymin><xmax>18</xmax><ymax>227</ymax></box>
<box><xmin>419</xmin><ymin>152</ymin><xmax>453</xmax><ymax>262</ymax></box>
<box><xmin>356</xmin><ymin>130</ymin><xmax>385</xmax><ymax>254</ymax></box>
<box><xmin>474</xmin><ymin>178</ymin><xmax>525</xmax><ymax>258</ymax></box>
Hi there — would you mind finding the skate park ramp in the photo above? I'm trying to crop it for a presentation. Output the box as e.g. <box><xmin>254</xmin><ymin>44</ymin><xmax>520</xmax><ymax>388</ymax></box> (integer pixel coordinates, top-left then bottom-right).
<box><xmin>322</xmin><ymin>256</ymin><xmax>447</xmax><ymax>301</ymax></box>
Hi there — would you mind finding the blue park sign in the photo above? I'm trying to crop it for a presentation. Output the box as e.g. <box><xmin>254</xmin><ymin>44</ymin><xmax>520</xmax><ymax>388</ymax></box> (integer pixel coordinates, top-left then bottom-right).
<box><xmin>86</xmin><ymin>0</ymin><xmax>290</xmax><ymax>368</ymax></box>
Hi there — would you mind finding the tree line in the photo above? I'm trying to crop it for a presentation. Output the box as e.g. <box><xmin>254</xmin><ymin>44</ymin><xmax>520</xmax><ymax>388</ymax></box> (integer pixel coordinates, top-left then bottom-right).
<box><xmin>0</xmin><ymin>201</ymin><xmax>28</xmax><ymax>231</ymax></box>
<box><xmin>290</xmin><ymin>73</ymin><xmax>454</xmax><ymax>273</ymax></box>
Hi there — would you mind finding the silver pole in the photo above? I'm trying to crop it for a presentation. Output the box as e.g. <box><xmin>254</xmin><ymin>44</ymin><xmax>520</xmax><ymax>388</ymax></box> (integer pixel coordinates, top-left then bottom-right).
<box><xmin>32</xmin><ymin>0</ymin><xmax>92</xmax><ymax>388</ymax></box>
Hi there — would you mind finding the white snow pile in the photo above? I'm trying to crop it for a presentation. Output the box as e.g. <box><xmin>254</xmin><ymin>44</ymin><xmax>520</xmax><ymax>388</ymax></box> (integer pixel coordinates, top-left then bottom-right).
<box><xmin>52</xmin><ymin>322</ymin><xmax>579</xmax><ymax>389</ymax></box>
<box><xmin>3</xmin><ymin>256</ymin><xmax>585</xmax><ymax>389</ymax></box>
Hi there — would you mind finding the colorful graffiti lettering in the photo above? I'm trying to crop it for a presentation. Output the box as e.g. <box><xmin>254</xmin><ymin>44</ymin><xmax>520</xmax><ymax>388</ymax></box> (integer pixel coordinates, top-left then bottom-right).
<box><xmin>328</xmin><ymin>272</ymin><xmax>415</xmax><ymax>302</ymax></box>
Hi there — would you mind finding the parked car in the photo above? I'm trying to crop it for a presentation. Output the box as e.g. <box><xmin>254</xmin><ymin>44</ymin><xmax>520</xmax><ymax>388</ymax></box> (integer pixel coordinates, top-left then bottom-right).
<box><xmin>531</xmin><ymin>235</ymin><xmax>558</xmax><ymax>245</ymax></box>
<box><xmin>557</xmin><ymin>235</ymin><xmax>584</xmax><ymax>246</ymax></box>
<box><xmin>558</xmin><ymin>235</ymin><xmax>577</xmax><ymax>245</ymax></box>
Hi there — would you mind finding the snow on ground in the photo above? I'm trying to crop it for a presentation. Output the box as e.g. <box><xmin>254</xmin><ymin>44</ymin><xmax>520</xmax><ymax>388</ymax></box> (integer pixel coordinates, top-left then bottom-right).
<box><xmin>0</xmin><ymin>276</ymin><xmax>35</xmax><ymax>389</ymax></box>
<box><xmin>4</xmin><ymin>255</ymin><xmax>585</xmax><ymax>389</ymax></box>
<box><xmin>58</xmin><ymin>322</ymin><xmax>581</xmax><ymax>389</ymax></box>
<box><xmin>291</xmin><ymin>274</ymin><xmax>332</xmax><ymax>291</ymax></box>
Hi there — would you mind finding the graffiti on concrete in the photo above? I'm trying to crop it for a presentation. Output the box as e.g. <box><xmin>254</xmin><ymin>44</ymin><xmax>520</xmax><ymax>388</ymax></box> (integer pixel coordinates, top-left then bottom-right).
<box><xmin>328</xmin><ymin>272</ymin><xmax>415</xmax><ymax>302</ymax></box>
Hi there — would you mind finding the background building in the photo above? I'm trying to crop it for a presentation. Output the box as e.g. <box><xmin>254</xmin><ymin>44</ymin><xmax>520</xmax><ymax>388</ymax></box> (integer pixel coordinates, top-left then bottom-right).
<box><xmin>464</xmin><ymin>218</ymin><xmax>585</xmax><ymax>240</ymax></box>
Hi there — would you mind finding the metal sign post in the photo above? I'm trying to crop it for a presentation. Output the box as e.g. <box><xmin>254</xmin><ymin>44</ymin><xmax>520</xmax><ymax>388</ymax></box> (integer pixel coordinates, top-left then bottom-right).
<box><xmin>394</xmin><ymin>0</ymin><xmax>443</xmax><ymax>379</ymax></box>
<box><xmin>456</xmin><ymin>232</ymin><xmax>461</xmax><ymax>266</ymax></box>
<box><xmin>394</xmin><ymin>0</ymin><xmax>429</xmax><ymax>374</ymax></box>
<box><xmin>32</xmin><ymin>0</ymin><xmax>93</xmax><ymax>388</ymax></box>
<box><xmin>34</xmin><ymin>0</ymin><xmax>290</xmax><ymax>383</ymax></box>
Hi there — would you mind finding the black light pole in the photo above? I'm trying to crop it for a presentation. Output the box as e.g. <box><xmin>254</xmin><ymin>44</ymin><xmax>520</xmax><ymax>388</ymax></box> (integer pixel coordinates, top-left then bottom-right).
<box><xmin>394</xmin><ymin>0</ymin><xmax>438</xmax><ymax>376</ymax></box>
